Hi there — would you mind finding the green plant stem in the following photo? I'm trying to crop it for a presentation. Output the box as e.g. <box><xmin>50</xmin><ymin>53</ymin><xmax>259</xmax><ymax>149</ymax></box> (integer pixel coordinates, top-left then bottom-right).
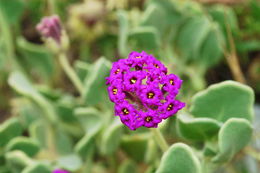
<box><xmin>58</xmin><ymin>53</ymin><xmax>84</xmax><ymax>96</ymax></box>
<box><xmin>47</xmin><ymin>0</ymin><xmax>58</xmax><ymax>14</ymax></box>
<box><xmin>150</xmin><ymin>128</ymin><xmax>169</xmax><ymax>152</ymax></box>
<box><xmin>224</xmin><ymin>10</ymin><xmax>246</xmax><ymax>84</ymax></box>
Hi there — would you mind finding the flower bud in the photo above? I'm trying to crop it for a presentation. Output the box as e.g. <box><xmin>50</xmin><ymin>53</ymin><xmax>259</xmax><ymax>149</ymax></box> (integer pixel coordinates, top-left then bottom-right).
<box><xmin>36</xmin><ymin>15</ymin><xmax>62</xmax><ymax>44</ymax></box>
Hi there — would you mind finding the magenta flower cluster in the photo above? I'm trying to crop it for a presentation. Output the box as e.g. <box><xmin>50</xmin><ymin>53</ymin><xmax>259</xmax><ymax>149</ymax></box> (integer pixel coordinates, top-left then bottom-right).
<box><xmin>52</xmin><ymin>169</ymin><xmax>69</xmax><ymax>173</ymax></box>
<box><xmin>106</xmin><ymin>51</ymin><xmax>185</xmax><ymax>130</ymax></box>
<box><xmin>36</xmin><ymin>15</ymin><xmax>62</xmax><ymax>43</ymax></box>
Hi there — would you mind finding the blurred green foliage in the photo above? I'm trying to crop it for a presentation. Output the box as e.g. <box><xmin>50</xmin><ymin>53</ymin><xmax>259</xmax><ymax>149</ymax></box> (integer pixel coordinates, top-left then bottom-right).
<box><xmin>0</xmin><ymin>0</ymin><xmax>259</xmax><ymax>173</ymax></box>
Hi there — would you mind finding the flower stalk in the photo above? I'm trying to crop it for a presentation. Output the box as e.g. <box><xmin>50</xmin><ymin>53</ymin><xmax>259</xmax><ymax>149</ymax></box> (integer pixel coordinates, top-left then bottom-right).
<box><xmin>150</xmin><ymin>128</ymin><xmax>169</xmax><ymax>152</ymax></box>
<box><xmin>37</xmin><ymin>15</ymin><xmax>84</xmax><ymax>96</ymax></box>
<box><xmin>224</xmin><ymin>11</ymin><xmax>246</xmax><ymax>84</ymax></box>
<box><xmin>58</xmin><ymin>52</ymin><xmax>84</xmax><ymax>96</ymax></box>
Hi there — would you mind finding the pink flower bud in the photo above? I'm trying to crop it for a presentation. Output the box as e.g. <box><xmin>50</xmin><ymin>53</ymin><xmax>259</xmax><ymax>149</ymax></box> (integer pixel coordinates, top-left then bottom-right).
<box><xmin>36</xmin><ymin>15</ymin><xmax>62</xmax><ymax>43</ymax></box>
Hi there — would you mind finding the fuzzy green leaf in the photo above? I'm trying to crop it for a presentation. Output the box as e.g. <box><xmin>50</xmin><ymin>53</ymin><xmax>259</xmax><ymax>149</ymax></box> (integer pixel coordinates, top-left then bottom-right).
<box><xmin>129</xmin><ymin>27</ymin><xmax>160</xmax><ymax>51</ymax></box>
<box><xmin>12</xmin><ymin>98</ymin><xmax>40</xmax><ymax>129</ymax></box>
<box><xmin>57</xmin><ymin>154</ymin><xmax>83</xmax><ymax>172</ymax></box>
<box><xmin>101</xmin><ymin>120</ymin><xmax>123</xmax><ymax>155</ymax></box>
<box><xmin>0</xmin><ymin>118</ymin><xmax>22</xmax><ymax>147</ymax></box>
<box><xmin>199</xmin><ymin>26</ymin><xmax>224</xmax><ymax>67</ymax></box>
<box><xmin>209</xmin><ymin>5</ymin><xmax>238</xmax><ymax>34</ymax></box>
<box><xmin>0</xmin><ymin>0</ymin><xmax>24</xmax><ymax>24</ymax></box>
<box><xmin>118</xmin><ymin>160</ymin><xmax>137</xmax><ymax>173</ymax></box>
<box><xmin>5</xmin><ymin>137</ymin><xmax>40</xmax><ymax>157</ymax></box>
<box><xmin>175</xmin><ymin>16</ymin><xmax>211</xmax><ymax>61</ymax></box>
<box><xmin>17</xmin><ymin>37</ymin><xmax>54</xmax><ymax>80</ymax></box>
<box><xmin>21</xmin><ymin>163</ymin><xmax>52</xmax><ymax>173</ymax></box>
<box><xmin>74</xmin><ymin>60</ymin><xmax>91</xmax><ymax>81</ymax></box>
<box><xmin>117</xmin><ymin>10</ymin><xmax>129</xmax><ymax>56</ymax></box>
<box><xmin>74</xmin><ymin>107</ymin><xmax>102</xmax><ymax>133</ymax></box>
<box><xmin>140</xmin><ymin>4</ymin><xmax>168</xmax><ymax>35</ymax></box>
<box><xmin>213</xmin><ymin>118</ymin><xmax>252</xmax><ymax>162</ymax></box>
<box><xmin>29</xmin><ymin>121</ymin><xmax>47</xmax><ymax>148</ymax></box>
<box><xmin>121</xmin><ymin>134</ymin><xmax>150</xmax><ymax>162</ymax></box>
<box><xmin>54</xmin><ymin>129</ymin><xmax>74</xmax><ymax>155</ymax></box>
<box><xmin>74</xmin><ymin>132</ymin><xmax>95</xmax><ymax>159</ymax></box>
<box><xmin>156</xmin><ymin>143</ymin><xmax>201</xmax><ymax>173</ymax></box>
<box><xmin>83</xmin><ymin>58</ymin><xmax>111</xmax><ymax>105</ymax></box>
<box><xmin>177</xmin><ymin>114</ymin><xmax>221</xmax><ymax>141</ymax></box>
<box><xmin>5</xmin><ymin>151</ymin><xmax>33</xmax><ymax>173</ymax></box>
<box><xmin>8</xmin><ymin>71</ymin><xmax>57</xmax><ymax>123</ymax></box>
<box><xmin>190</xmin><ymin>81</ymin><xmax>254</xmax><ymax>122</ymax></box>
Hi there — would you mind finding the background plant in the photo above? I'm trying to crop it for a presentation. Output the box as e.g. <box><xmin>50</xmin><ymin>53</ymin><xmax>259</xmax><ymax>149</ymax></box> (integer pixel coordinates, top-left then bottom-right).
<box><xmin>0</xmin><ymin>0</ymin><xmax>259</xmax><ymax>173</ymax></box>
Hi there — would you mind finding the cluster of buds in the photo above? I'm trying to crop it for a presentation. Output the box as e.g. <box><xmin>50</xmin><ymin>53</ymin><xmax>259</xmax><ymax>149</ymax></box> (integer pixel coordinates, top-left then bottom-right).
<box><xmin>53</xmin><ymin>169</ymin><xmax>69</xmax><ymax>173</ymax></box>
<box><xmin>106</xmin><ymin>51</ymin><xmax>185</xmax><ymax>130</ymax></box>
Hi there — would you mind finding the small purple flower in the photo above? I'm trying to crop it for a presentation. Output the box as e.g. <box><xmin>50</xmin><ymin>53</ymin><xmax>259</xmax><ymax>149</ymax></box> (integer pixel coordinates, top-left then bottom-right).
<box><xmin>36</xmin><ymin>15</ymin><xmax>62</xmax><ymax>43</ymax></box>
<box><xmin>106</xmin><ymin>51</ymin><xmax>185</xmax><ymax>130</ymax></box>
<box><xmin>123</xmin><ymin>71</ymin><xmax>146</xmax><ymax>91</ymax></box>
<box><xmin>128</xmin><ymin>51</ymin><xmax>148</xmax><ymax>66</ymax></box>
<box><xmin>139</xmin><ymin>82</ymin><xmax>163</xmax><ymax>106</ymax></box>
<box><xmin>139</xmin><ymin>110</ymin><xmax>162</xmax><ymax>128</ymax></box>
<box><xmin>145</xmin><ymin>57</ymin><xmax>167</xmax><ymax>74</ymax></box>
<box><xmin>161</xmin><ymin>74</ymin><xmax>182</xmax><ymax>91</ymax></box>
<box><xmin>107</xmin><ymin>79</ymin><xmax>126</xmax><ymax>102</ymax></box>
<box><xmin>53</xmin><ymin>169</ymin><xmax>70</xmax><ymax>173</ymax></box>
<box><xmin>159</xmin><ymin>97</ymin><xmax>186</xmax><ymax>119</ymax></box>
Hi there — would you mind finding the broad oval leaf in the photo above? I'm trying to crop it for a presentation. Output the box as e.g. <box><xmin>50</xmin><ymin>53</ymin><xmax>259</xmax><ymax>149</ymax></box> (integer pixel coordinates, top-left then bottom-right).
<box><xmin>190</xmin><ymin>81</ymin><xmax>254</xmax><ymax>122</ymax></box>
<box><xmin>177</xmin><ymin>114</ymin><xmax>221</xmax><ymax>141</ymax></box>
<box><xmin>156</xmin><ymin>143</ymin><xmax>201</xmax><ymax>173</ymax></box>
<box><xmin>213</xmin><ymin>118</ymin><xmax>252</xmax><ymax>162</ymax></box>
<box><xmin>5</xmin><ymin>137</ymin><xmax>40</xmax><ymax>157</ymax></box>
<box><xmin>0</xmin><ymin>118</ymin><xmax>22</xmax><ymax>147</ymax></box>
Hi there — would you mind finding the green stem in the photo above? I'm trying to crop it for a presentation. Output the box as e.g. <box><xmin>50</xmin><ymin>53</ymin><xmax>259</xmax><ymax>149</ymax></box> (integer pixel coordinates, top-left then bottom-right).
<box><xmin>58</xmin><ymin>53</ymin><xmax>84</xmax><ymax>96</ymax></box>
<box><xmin>150</xmin><ymin>128</ymin><xmax>169</xmax><ymax>152</ymax></box>
<box><xmin>48</xmin><ymin>0</ymin><xmax>58</xmax><ymax>14</ymax></box>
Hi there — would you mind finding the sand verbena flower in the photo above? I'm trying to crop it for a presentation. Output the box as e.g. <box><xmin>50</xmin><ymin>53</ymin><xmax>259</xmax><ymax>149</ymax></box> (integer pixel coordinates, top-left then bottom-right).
<box><xmin>53</xmin><ymin>169</ymin><xmax>70</xmax><ymax>173</ymax></box>
<box><xmin>106</xmin><ymin>51</ymin><xmax>185</xmax><ymax>130</ymax></box>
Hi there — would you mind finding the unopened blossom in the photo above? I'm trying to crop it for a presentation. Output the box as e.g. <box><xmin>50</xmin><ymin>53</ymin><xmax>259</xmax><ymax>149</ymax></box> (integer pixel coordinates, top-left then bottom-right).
<box><xmin>52</xmin><ymin>169</ymin><xmax>70</xmax><ymax>173</ymax></box>
<box><xmin>36</xmin><ymin>15</ymin><xmax>62</xmax><ymax>43</ymax></box>
<box><xmin>106</xmin><ymin>51</ymin><xmax>185</xmax><ymax>130</ymax></box>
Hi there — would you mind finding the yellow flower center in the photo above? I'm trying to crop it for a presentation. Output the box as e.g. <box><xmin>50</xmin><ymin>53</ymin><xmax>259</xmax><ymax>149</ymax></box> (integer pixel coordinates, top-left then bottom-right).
<box><xmin>112</xmin><ymin>88</ymin><xmax>117</xmax><ymax>95</ymax></box>
<box><xmin>136</xmin><ymin>56</ymin><xmax>141</xmax><ymax>58</ymax></box>
<box><xmin>169</xmin><ymin>79</ymin><xmax>174</xmax><ymax>85</ymax></box>
<box><xmin>115</xmin><ymin>69</ymin><xmax>120</xmax><ymax>74</ymax></box>
<box><xmin>130</xmin><ymin>77</ymin><xmax>137</xmax><ymax>84</ymax></box>
<box><xmin>122</xmin><ymin>108</ymin><xmax>129</xmax><ymax>115</ymax></box>
<box><xmin>167</xmin><ymin>103</ymin><xmax>173</xmax><ymax>111</ymax></box>
<box><xmin>147</xmin><ymin>92</ymin><xmax>155</xmax><ymax>99</ymax></box>
<box><xmin>145</xmin><ymin>116</ymin><xmax>152</xmax><ymax>122</ymax></box>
